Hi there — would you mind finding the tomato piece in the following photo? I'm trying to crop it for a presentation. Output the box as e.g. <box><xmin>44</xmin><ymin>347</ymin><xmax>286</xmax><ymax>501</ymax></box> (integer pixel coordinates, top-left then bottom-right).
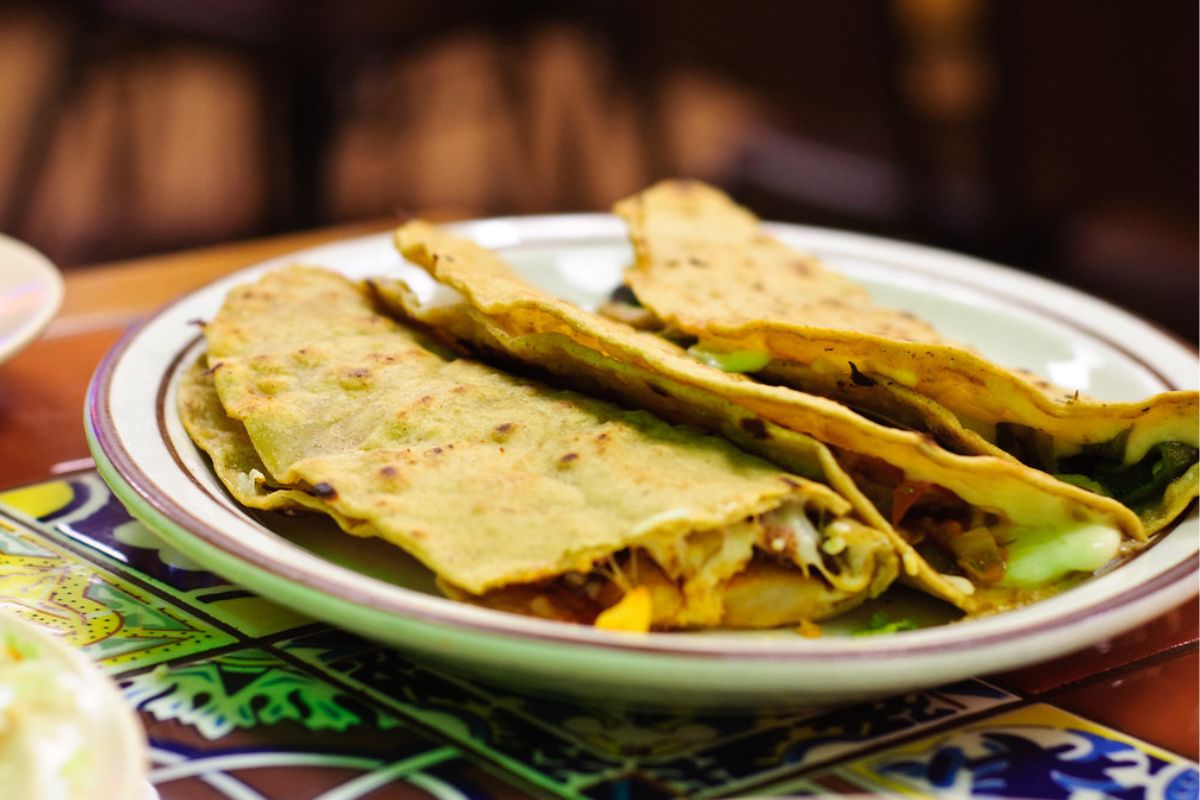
<box><xmin>891</xmin><ymin>481</ymin><xmax>933</xmax><ymax>527</ymax></box>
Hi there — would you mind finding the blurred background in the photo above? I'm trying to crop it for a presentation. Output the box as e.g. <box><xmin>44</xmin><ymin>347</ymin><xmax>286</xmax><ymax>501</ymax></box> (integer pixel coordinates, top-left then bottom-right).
<box><xmin>0</xmin><ymin>0</ymin><xmax>1195</xmax><ymax>339</ymax></box>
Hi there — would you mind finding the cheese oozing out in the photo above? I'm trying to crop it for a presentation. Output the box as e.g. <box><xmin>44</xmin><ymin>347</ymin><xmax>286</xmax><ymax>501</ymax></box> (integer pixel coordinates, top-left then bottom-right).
<box><xmin>998</xmin><ymin>523</ymin><xmax>1123</xmax><ymax>588</ymax></box>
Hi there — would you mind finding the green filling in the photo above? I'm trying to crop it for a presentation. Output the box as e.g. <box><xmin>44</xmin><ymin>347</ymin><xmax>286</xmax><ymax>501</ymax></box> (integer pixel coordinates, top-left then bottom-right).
<box><xmin>1052</xmin><ymin>473</ymin><xmax>1107</xmax><ymax>494</ymax></box>
<box><xmin>688</xmin><ymin>344</ymin><xmax>772</xmax><ymax>374</ymax></box>
<box><xmin>995</xmin><ymin>422</ymin><xmax>1056</xmax><ymax>471</ymax></box>
<box><xmin>1000</xmin><ymin>424</ymin><xmax>1199</xmax><ymax>511</ymax></box>
<box><xmin>853</xmin><ymin>612</ymin><xmax>917</xmax><ymax>636</ymax></box>
<box><xmin>1056</xmin><ymin>439</ymin><xmax>1199</xmax><ymax>510</ymax></box>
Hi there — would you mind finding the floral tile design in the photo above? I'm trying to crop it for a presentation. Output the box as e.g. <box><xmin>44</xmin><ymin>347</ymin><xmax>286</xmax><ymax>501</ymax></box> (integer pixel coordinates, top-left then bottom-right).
<box><xmin>578</xmin><ymin>772</ymin><xmax>686</xmax><ymax>799</ymax></box>
<box><xmin>280</xmin><ymin>628</ymin><xmax>1021</xmax><ymax>799</ymax></box>
<box><xmin>585</xmin><ymin>680</ymin><xmax>1011</xmax><ymax>798</ymax></box>
<box><xmin>1</xmin><ymin>473</ymin><xmax>315</xmax><ymax>637</ymax></box>
<box><xmin>0</xmin><ymin>513</ymin><xmax>234</xmax><ymax>673</ymax></box>
<box><xmin>754</xmin><ymin>769</ymin><xmax>877</xmax><ymax>797</ymax></box>
<box><xmin>122</xmin><ymin>645</ymin><xmax>490</xmax><ymax>799</ymax></box>
<box><xmin>281</xmin><ymin>628</ymin><xmax>621</xmax><ymax>798</ymax></box>
<box><xmin>840</xmin><ymin>703</ymin><xmax>1200</xmax><ymax>799</ymax></box>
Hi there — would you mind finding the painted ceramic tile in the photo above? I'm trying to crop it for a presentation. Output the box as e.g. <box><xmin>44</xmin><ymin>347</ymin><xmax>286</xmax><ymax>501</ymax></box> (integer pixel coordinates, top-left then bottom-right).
<box><xmin>843</xmin><ymin>703</ymin><xmax>1200</xmax><ymax>799</ymax></box>
<box><xmin>3</xmin><ymin>473</ymin><xmax>314</xmax><ymax>637</ymax></box>
<box><xmin>0</xmin><ymin>478</ymin><xmax>80</xmax><ymax>519</ymax></box>
<box><xmin>756</xmin><ymin>769</ymin><xmax>876</xmax><ymax>797</ymax></box>
<box><xmin>419</xmin><ymin>756</ymin><xmax>563</xmax><ymax>799</ymax></box>
<box><xmin>580</xmin><ymin>768</ymin><xmax>836</xmax><ymax>800</ymax></box>
<box><xmin>479</xmin><ymin>686</ymin><xmax>803</xmax><ymax>762</ymax></box>
<box><xmin>282</xmin><ymin>628</ymin><xmax>626</xmax><ymax>798</ymax></box>
<box><xmin>0</xmin><ymin>514</ymin><xmax>234</xmax><ymax>673</ymax></box>
<box><xmin>121</xmin><ymin>645</ymin><xmax>496</xmax><ymax>799</ymax></box>
<box><xmin>281</xmin><ymin>627</ymin><xmax>1024</xmax><ymax>799</ymax></box>
<box><xmin>579</xmin><ymin>771</ymin><xmax>687</xmax><ymax>799</ymax></box>
<box><xmin>508</xmin><ymin>679</ymin><xmax>1006</xmax><ymax>769</ymax></box>
<box><xmin>635</xmin><ymin>680</ymin><xmax>1016</xmax><ymax>798</ymax></box>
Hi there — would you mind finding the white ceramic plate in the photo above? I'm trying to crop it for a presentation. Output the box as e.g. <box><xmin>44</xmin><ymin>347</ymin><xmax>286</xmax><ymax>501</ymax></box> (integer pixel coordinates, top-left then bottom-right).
<box><xmin>85</xmin><ymin>215</ymin><xmax>1199</xmax><ymax>708</ymax></box>
<box><xmin>0</xmin><ymin>609</ymin><xmax>147</xmax><ymax>799</ymax></box>
<box><xmin>0</xmin><ymin>234</ymin><xmax>62</xmax><ymax>365</ymax></box>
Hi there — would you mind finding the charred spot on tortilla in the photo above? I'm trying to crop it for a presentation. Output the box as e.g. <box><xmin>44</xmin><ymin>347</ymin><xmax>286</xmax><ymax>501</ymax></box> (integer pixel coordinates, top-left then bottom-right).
<box><xmin>609</xmin><ymin>284</ymin><xmax>643</xmax><ymax>308</ymax></box>
<box><xmin>848</xmin><ymin>362</ymin><xmax>877</xmax><ymax>388</ymax></box>
<box><xmin>740</xmin><ymin>417</ymin><xmax>770</xmax><ymax>440</ymax></box>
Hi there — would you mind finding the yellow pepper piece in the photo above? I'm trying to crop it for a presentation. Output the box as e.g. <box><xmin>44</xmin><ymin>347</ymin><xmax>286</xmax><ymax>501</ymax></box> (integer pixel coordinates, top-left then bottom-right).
<box><xmin>795</xmin><ymin>619</ymin><xmax>822</xmax><ymax>639</ymax></box>
<box><xmin>593</xmin><ymin>586</ymin><xmax>653</xmax><ymax>633</ymax></box>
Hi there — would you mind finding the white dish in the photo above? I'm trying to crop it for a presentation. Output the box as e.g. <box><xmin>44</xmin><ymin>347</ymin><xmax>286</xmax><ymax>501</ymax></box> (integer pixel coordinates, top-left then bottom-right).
<box><xmin>0</xmin><ymin>234</ymin><xmax>62</xmax><ymax>365</ymax></box>
<box><xmin>0</xmin><ymin>610</ymin><xmax>147</xmax><ymax>799</ymax></box>
<box><xmin>85</xmin><ymin>215</ymin><xmax>1199</xmax><ymax>708</ymax></box>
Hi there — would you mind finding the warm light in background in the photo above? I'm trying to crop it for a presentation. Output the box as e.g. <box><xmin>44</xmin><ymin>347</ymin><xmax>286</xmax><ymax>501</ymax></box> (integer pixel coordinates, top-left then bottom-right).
<box><xmin>0</xmin><ymin>1</ymin><xmax>1193</xmax><ymax>338</ymax></box>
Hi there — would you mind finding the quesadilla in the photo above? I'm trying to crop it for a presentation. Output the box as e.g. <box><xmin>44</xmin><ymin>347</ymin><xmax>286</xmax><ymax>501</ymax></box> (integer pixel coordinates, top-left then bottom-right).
<box><xmin>178</xmin><ymin>355</ymin><xmax>376</xmax><ymax>536</ymax></box>
<box><xmin>181</xmin><ymin>265</ymin><xmax>900</xmax><ymax>631</ymax></box>
<box><xmin>389</xmin><ymin>221</ymin><xmax>1146</xmax><ymax>616</ymax></box>
<box><xmin>607</xmin><ymin>180</ymin><xmax>1199</xmax><ymax>534</ymax></box>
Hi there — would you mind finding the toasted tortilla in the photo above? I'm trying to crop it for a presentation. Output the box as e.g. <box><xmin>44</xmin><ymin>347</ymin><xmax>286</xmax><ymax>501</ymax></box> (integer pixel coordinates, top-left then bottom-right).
<box><xmin>611</xmin><ymin>180</ymin><xmax>1198</xmax><ymax>534</ymax></box>
<box><xmin>391</xmin><ymin>221</ymin><xmax>1147</xmax><ymax>616</ymax></box>
<box><xmin>177</xmin><ymin>354</ymin><xmax>379</xmax><ymax>535</ymax></box>
<box><xmin>188</xmin><ymin>265</ymin><xmax>899</xmax><ymax>629</ymax></box>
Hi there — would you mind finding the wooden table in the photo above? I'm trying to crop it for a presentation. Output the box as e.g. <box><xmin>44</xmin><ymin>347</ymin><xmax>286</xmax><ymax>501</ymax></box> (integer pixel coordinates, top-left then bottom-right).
<box><xmin>0</xmin><ymin>222</ymin><xmax>1196</xmax><ymax>798</ymax></box>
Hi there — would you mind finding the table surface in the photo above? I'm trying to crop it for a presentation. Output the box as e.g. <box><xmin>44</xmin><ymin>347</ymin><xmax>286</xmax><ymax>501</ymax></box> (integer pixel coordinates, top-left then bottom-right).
<box><xmin>0</xmin><ymin>220</ymin><xmax>1196</xmax><ymax>799</ymax></box>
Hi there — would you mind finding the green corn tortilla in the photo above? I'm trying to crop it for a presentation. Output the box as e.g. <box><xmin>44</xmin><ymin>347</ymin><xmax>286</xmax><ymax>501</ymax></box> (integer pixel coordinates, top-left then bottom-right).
<box><xmin>182</xmin><ymin>265</ymin><xmax>899</xmax><ymax>630</ymax></box>
<box><xmin>389</xmin><ymin>220</ymin><xmax>1147</xmax><ymax>616</ymax></box>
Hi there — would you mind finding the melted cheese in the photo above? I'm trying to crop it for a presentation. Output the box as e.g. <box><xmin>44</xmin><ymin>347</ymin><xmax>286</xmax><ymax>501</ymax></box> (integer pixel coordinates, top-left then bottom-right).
<box><xmin>999</xmin><ymin>523</ymin><xmax>1122</xmax><ymax>587</ymax></box>
<box><xmin>687</xmin><ymin>343</ymin><xmax>772</xmax><ymax>373</ymax></box>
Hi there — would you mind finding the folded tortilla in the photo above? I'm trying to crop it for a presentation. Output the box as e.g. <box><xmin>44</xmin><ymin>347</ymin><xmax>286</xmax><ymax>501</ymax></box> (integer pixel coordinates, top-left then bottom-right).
<box><xmin>389</xmin><ymin>221</ymin><xmax>1146</xmax><ymax>616</ymax></box>
<box><xmin>178</xmin><ymin>354</ymin><xmax>377</xmax><ymax>537</ymax></box>
<box><xmin>609</xmin><ymin>180</ymin><xmax>1199</xmax><ymax>534</ymax></box>
<box><xmin>182</xmin><ymin>265</ymin><xmax>899</xmax><ymax>630</ymax></box>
